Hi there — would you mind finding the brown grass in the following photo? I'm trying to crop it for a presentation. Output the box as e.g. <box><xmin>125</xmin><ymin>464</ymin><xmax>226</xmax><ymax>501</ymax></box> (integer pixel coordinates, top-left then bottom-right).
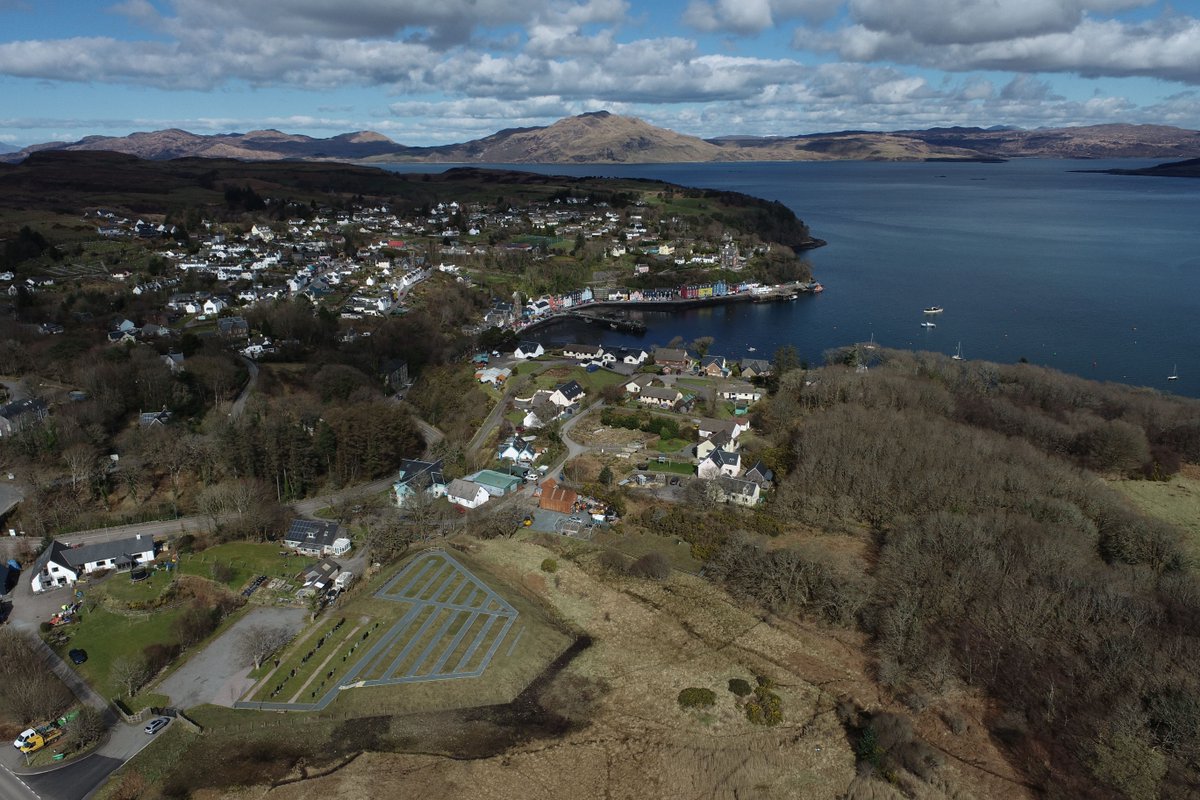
<box><xmin>180</xmin><ymin>537</ymin><xmax>1030</xmax><ymax>800</ymax></box>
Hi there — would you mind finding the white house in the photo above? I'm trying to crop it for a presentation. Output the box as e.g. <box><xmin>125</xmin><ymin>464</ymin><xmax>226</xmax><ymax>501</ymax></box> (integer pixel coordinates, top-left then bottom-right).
<box><xmin>447</xmin><ymin>478</ymin><xmax>490</xmax><ymax>509</ymax></box>
<box><xmin>695</xmin><ymin>429</ymin><xmax>738</xmax><ymax>460</ymax></box>
<box><xmin>497</xmin><ymin>437</ymin><xmax>538</xmax><ymax>463</ymax></box>
<box><xmin>548</xmin><ymin>380</ymin><xmax>585</xmax><ymax>408</ymax></box>
<box><xmin>621</xmin><ymin>349</ymin><xmax>650</xmax><ymax>366</ymax></box>
<box><xmin>562</xmin><ymin>344</ymin><xmax>603</xmax><ymax>361</ymax></box>
<box><xmin>514</xmin><ymin>341</ymin><xmax>545</xmax><ymax>360</ymax></box>
<box><xmin>623</xmin><ymin>374</ymin><xmax>658</xmax><ymax>394</ymax></box>
<box><xmin>637</xmin><ymin>386</ymin><xmax>683</xmax><ymax>409</ymax></box>
<box><xmin>715</xmin><ymin>476</ymin><xmax>760</xmax><ymax>507</ymax></box>
<box><xmin>283</xmin><ymin>519</ymin><xmax>350</xmax><ymax>557</ymax></box>
<box><xmin>718</xmin><ymin>384</ymin><xmax>764</xmax><ymax>404</ymax></box>
<box><xmin>393</xmin><ymin>458</ymin><xmax>448</xmax><ymax>506</ymax></box>
<box><xmin>203</xmin><ymin>297</ymin><xmax>227</xmax><ymax>316</ymax></box>
<box><xmin>697</xmin><ymin>448</ymin><xmax>742</xmax><ymax>480</ymax></box>
<box><xmin>698</xmin><ymin>418</ymin><xmax>750</xmax><ymax>441</ymax></box>
<box><xmin>30</xmin><ymin>535</ymin><xmax>156</xmax><ymax>592</ymax></box>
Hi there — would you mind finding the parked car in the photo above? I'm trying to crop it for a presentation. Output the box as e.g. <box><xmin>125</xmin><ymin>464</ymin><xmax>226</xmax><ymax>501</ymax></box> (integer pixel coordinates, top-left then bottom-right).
<box><xmin>144</xmin><ymin>717</ymin><xmax>170</xmax><ymax>735</ymax></box>
<box><xmin>68</xmin><ymin>648</ymin><xmax>87</xmax><ymax>665</ymax></box>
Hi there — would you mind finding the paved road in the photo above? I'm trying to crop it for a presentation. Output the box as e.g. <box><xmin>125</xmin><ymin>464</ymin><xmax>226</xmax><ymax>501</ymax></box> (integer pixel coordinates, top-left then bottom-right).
<box><xmin>544</xmin><ymin>400</ymin><xmax>604</xmax><ymax>479</ymax></box>
<box><xmin>227</xmin><ymin>356</ymin><xmax>259</xmax><ymax>420</ymax></box>
<box><xmin>0</xmin><ymin>763</ymin><xmax>39</xmax><ymax>800</ymax></box>
<box><xmin>466</xmin><ymin>359</ymin><xmax>572</xmax><ymax>457</ymax></box>
<box><xmin>157</xmin><ymin>607</ymin><xmax>308</xmax><ymax>709</ymax></box>
<box><xmin>21</xmin><ymin>719</ymin><xmax>170</xmax><ymax>800</ymax></box>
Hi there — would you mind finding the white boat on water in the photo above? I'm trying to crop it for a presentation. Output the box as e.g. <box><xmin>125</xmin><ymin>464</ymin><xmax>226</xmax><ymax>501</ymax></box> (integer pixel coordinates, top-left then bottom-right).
<box><xmin>923</xmin><ymin>306</ymin><xmax>943</xmax><ymax>314</ymax></box>
<box><xmin>1168</xmin><ymin>364</ymin><xmax>1178</xmax><ymax>381</ymax></box>
<box><xmin>864</xmin><ymin>333</ymin><xmax>877</xmax><ymax>351</ymax></box>
<box><xmin>920</xmin><ymin>322</ymin><xmax>936</xmax><ymax>328</ymax></box>
<box><xmin>952</xmin><ymin>342</ymin><xmax>964</xmax><ymax>361</ymax></box>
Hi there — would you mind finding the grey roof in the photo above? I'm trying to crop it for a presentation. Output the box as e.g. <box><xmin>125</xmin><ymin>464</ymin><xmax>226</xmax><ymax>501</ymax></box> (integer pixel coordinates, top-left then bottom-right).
<box><xmin>740</xmin><ymin>358</ymin><xmax>772</xmax><ymax>374</ymax></box>
<box><xmin>745</xmin><ymin>461</ymin><xmax>775</xmax><ymax>485</ymax></box>
<box><xmin>0</xmin><ymin>398</ymin><xmax>48</xmax><ymax>422</ymax></box>
<box><xmin>716</xmin><ymin>476</ymin><xmax>758</xmax><ymax>497</ymax></box>
<box><xmin>447</xmin><ymin>478</ymin><xmax>484</xmax><ymax>500</ymax></box>
<box><xmin>303</xmin><ymin>557</ymin><xmax>341</xmax><ymax>583</ymax></box>
<box><xmin>706</xmin><ymin>448</ymin><xmax>740</xmax><ymax>468</ymax></box>
<box><xmin>653</xmin><ymin>347</ymin><xmax>689</xmax><ymax>363</ymax></box>
<box><xmin>396</xmin><ymin>458</ymin><xmax>445</xmax><ymax>488</ymax></box>
<box><xmin>284</xmin><ymin>519</ymin><xmax>341</xmax><ymax>548</ymax></box>
<box><xmin>640</xmin><ymin>386</ymin><xmax>681</xmax><ymax>401</ymax></box>
<box><xmin>38</xmin><ymin>536</ymin><xmax>155</xmax><ymax>571</ymax></box>
<box><xmin>555</xmin><ymin>380</ymin><xmax>584</xmax><ymax>401</ymax></box>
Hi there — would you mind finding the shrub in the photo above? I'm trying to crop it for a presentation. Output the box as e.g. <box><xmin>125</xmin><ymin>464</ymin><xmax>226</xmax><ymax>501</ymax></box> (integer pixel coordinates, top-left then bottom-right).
<box><xmin>745</xmin><ymin>685</ymin><xmax>783</xmax><ymax>726</ymax></box>
<box><xmin>142</xmin><ymin>642</ymin><xmax>182</xmax><ymax>676</ymax></box>
<box><xmin>630</xmin><ymin>552</ymin><xmax>670</xmax><ymax>580</ymax></box>
<box><xmin>678</xmin><ymin>687</ymin><xmax>717</xmax><ymax>709</ymax></box>
<box><xmin>597</xmin><ymin>550</ymin><xmax>629</xmax><ymax>573</ymax></box>
<box><xmin>540</xmin><ymin>558</ymin><xmax>558</xmax><ymax>573</ymax></box>
<box><xmin>728</xmin><ymin>678</ymin><xmax>753</xmax><ymax>697</ymax></box>
<box><xmin>211</xmin><ymin>561</ymin><xmax>234</xmax><ymax>584</ymax></box>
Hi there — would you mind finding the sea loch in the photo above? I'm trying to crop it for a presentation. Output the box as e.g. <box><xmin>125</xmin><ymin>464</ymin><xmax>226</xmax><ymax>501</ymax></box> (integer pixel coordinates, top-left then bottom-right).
<box><xmin>386</xmin><ymin>159</ymin><xmax>1200</xmax><ymax>397</ymax></box>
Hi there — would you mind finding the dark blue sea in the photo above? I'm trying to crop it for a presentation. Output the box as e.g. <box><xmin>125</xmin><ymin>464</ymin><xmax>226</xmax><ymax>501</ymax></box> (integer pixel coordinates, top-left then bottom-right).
<box><xmin>384</xmin><ymin>159</ymin><xmax>1200</xmax><ymax>397</ymax></box>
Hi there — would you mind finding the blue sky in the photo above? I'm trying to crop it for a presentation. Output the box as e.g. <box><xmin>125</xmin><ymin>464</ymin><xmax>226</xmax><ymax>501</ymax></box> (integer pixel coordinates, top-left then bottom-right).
<box><xmin>2</xmin><ymin>0</ymin><xmax>1200</xmax><ymax>147</ymax></box>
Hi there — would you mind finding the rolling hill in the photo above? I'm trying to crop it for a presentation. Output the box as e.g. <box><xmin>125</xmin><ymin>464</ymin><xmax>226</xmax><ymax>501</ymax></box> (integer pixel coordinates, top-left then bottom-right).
<box><xmin>4</xmin><ymin>113</ymin><xmax>1200</xmax><ymax>165</ymax></box>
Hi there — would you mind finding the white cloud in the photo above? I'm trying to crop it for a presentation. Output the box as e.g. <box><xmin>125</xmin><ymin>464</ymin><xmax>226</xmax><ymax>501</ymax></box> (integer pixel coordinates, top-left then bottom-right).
<box><xmin>809</xmin><ymin>3</ymin><xmax>1200</xmax><ymax>86</ymax></box>
<box><xmin>683</xmin><ymin>0</ymin><xmax>839</xmax><ymax>33</ymax></box>
<box><xmin>847</xmin><ymin>0</ymin><xmax>1152</xmax><ymax>46</ymax></box>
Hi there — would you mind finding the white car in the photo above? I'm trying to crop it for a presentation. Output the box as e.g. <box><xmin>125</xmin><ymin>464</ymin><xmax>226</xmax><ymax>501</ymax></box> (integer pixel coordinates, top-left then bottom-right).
<box><xmin>144</xmin><ymin>717</ymin><xmax>170</xmax><ymax>735</ymax></box>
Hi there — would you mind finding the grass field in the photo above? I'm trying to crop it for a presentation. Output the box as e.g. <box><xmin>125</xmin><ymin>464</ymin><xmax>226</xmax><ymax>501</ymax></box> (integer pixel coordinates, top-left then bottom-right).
<box><xmin>49</xmin><ymin>605</ymin><xmax>186</xmax><ymax>700</ymax></box>
<box><xmin>178</xmin><ymin>542</ymin><xmax>311</xmax><ymax>592</ymax></box>
<box><xmin>1113</xmin><ymin>471</ymin><xmax>1200</xmax><ymax>559</ymax></box>
<box><xmin>248</xmin><ymin>616</ymin><xmax>377</xmax><ymax>704</ymax></box>
<box><xmin>97</xmin><ymin>571</ymin><xmax>175</xmax><ymax>607</ymax></box>
<box><xmin>532</xmin><ymin>365</ymin><xmax>628</xmax><ymax>396</ymax></box>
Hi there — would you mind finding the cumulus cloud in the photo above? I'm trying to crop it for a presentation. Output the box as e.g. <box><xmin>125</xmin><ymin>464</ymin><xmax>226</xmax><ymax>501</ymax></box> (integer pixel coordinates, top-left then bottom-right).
<box><xmin>807</xmin><ymin>2</ymin><xmax>1200</xmax><ymax>86</ymax></box>
<box><xmin>847</xmin><ymin>0</ymin><xmax>1152</xmax><ymax>46</ymax></box>
<box><xmin>683</xmin><ymin>0</ymin><xmax>838</xmax><ymax>33</ymax></box>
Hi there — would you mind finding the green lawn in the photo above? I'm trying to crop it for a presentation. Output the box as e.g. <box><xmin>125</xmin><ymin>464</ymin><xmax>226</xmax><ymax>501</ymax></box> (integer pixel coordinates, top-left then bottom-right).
<box><xmin>98</xmin><ymin>572</ymin><xmax>175</xmax><ymax>607</ymax></box>
<box><xmin>651</xmin><ymin>459</ymin><xmax>697</xmax><ymax>476</ymax></box>
<box><xmin>655</xmin><ymin>437</ymin><xmax>692</xmax><ymax>454</ymax></box>
<box><xmin>178</xmin><ymin>542</ymin><xmax>312</xmax><ymax>591</ymax></box>
<box><xmin>532</xmin><ymin>366</ymin><xmax>627</xmax><ymax>397</ymax></box>
<box><xmin>1112</xmin><ymin>474</ymin><xmax>1200</xmax><ymax>560</ymax></box>
<box><xmin>50</xmin><ymin>606</ymin><xmax>186</xmax><ymax>700</ymax></box>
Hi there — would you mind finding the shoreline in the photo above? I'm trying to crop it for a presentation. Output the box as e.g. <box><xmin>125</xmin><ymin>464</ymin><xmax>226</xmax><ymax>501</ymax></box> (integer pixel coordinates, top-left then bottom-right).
<box><xmin>518</xmin><ymin>281</ymin><xmax>819</xmax><ymax>335</ymax></box>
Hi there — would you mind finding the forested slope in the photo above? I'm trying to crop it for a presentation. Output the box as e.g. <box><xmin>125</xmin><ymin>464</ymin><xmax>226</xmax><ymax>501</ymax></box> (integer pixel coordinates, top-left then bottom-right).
<box><xmin>702</xmin><ymin>350</ymin><xmax>1200</xmax><ymax>798</ymax></box>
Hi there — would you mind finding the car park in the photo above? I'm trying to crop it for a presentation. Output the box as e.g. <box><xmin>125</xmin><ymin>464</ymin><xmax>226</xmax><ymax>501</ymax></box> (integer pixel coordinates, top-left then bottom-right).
<box><xmin>68</xmin><ymin>648</ymin><xmax>87</xmax><ymax>665</ymax></box>
<box><xmin>144</xmin><ymin>717</ymin><xmax>170</xmax><ymax>735</ymax></box>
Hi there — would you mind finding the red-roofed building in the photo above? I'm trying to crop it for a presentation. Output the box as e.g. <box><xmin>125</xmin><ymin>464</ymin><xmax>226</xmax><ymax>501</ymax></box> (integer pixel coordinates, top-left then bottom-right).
<box><xmin>539</xmin><ymin>478</ymin><xmax>578</xmax><ymax>514</ymax></box>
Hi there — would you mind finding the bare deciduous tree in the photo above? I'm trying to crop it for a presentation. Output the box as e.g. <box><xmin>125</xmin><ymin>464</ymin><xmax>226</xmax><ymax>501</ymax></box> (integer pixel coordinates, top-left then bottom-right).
<box><xmin>110</xmin><ymin>655</ymin><xmax>151</xmax><ymax>698</ymax></box>
<box><xmin>236</xmin><ymin>625</ymin><xmax>293</xmax><ymax>670</ymax></box>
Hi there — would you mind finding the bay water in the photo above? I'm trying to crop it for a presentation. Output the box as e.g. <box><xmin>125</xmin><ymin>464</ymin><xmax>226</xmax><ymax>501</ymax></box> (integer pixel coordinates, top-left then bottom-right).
<box><xmin>385</xmin><ymin>159</ymin><xmax>1200</xmax><ymax>397</ymax></box>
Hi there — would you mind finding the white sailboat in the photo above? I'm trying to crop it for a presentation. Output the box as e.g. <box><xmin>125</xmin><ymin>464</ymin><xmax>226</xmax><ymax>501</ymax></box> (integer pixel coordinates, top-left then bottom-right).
<box><xmin>1168</xmin><ymin>364</ymin><xmax>1178</xmax><ymax>381</ymax></box>
<box><xmin>865</xmin><ymin>333</ymin><xmax>877</xmax><ymax>350</ymax></box>
<box><xmin>952</xmin><ymin>342</ymin><xmax>964</xmax><ymax>361</ymax></box>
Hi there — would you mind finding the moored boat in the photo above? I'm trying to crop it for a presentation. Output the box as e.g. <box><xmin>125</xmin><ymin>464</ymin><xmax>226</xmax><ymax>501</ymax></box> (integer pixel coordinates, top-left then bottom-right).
<box><xmin>923</xmin><ymin>306</ymin><xmax>943</xmax><ymax>314</ymax></box>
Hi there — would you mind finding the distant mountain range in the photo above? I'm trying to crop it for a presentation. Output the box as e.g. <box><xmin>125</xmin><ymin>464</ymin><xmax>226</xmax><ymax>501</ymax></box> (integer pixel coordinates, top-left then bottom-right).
<box><xmin>4</xmin><ymin>112</ymin><xmax>1199</xmax><ymax>164</ymax></box>
<box><xmin>0</xmin><ymin>142</ymin><xmax>18</xmax><ymax>155</ymax></box>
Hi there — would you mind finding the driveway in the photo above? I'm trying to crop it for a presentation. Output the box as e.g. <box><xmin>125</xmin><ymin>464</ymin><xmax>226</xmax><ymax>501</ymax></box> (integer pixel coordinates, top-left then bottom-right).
<box><xmin>156</xmin><ymin>607</ymin><xmax>308</xmax><ymax>709</ymax></box>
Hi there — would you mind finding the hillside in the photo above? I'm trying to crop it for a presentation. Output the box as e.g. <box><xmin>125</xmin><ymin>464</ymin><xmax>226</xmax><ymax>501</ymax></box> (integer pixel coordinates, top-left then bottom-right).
<box><xmin>0</xmin><ymin>151</ymin><xmax>818</xmax><ymax>250</ymax></box>
<box><xmin>1084</xmin><ymin>156</ymin><xmax>1200</xmax><ymax>178</ymax></box>
<box><xmin>7</xmin><ymin>113</ymin><xmax>1199</xmax><ymax>165</ymax></box>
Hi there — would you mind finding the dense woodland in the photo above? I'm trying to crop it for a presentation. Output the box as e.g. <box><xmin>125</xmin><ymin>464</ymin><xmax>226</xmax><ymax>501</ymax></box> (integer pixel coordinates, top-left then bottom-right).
<box><xmin>0</xmin><ymin>281</ymin><xmax>490</xmax><ymax>537</ymax></box>
<box><xmin>686</xmin><ymin>349</ymin><xmax>1200</xmax><ymax>799</ymax></box>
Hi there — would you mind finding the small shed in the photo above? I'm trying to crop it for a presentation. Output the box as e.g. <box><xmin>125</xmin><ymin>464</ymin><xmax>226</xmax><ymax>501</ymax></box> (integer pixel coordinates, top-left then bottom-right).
<box><xmin>539</xmin><ymin>478</ymin><xmax>578</xmax><ymax>514</ymax></box>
